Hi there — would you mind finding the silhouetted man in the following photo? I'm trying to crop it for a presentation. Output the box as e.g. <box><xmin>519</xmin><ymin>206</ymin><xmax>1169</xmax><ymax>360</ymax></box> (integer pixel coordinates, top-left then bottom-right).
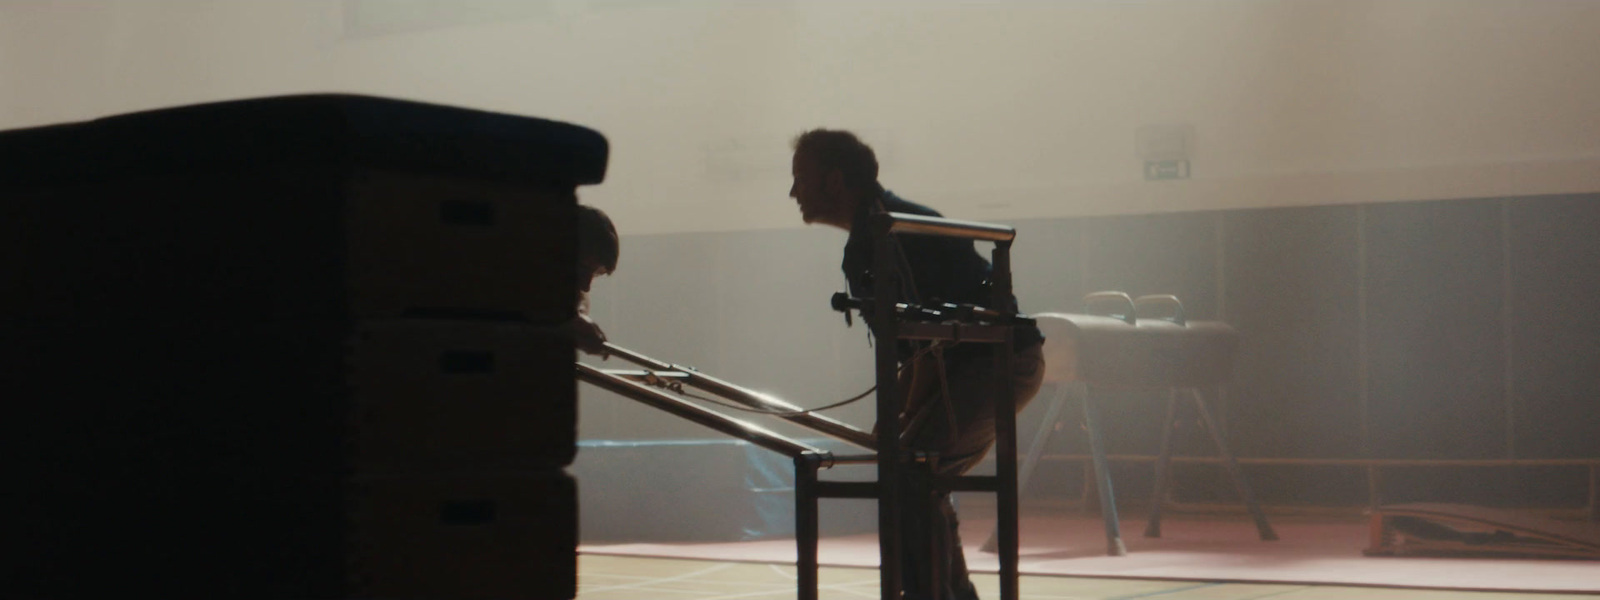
<box><xmin>788</xmin><ymin>129</ymin><xmax>1046</xmax><ymax>600</ymax></box>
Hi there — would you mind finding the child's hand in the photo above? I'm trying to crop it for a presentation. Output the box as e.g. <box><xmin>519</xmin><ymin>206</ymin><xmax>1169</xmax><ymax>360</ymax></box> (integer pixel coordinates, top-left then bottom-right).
<box><xmin>574</xmin><ymin>313</ymin><xmax>609</xmax><ymax>358</ymax></box>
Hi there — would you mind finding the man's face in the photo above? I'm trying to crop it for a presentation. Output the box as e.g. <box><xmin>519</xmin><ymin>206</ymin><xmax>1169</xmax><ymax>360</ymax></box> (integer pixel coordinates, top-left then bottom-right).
<box><xmin>789</xmin><ymin>150</ymin><xmax>838</xmax><ymax>226</ymax></box>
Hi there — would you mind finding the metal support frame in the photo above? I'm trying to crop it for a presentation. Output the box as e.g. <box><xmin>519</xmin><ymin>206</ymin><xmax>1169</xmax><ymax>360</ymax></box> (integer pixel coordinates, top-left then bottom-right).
<box><xmin>577</xmin><ymin>211</ymin><xmax>1027</xmax><ymax>600</ymax></box>
<box><xmin>597</xmin><ymin>344</ymin><xmax>875</xmax><ymax>450</ymax></box>
<box><xmin>578</xmin><ymin>363</ymin><xmax>866</xmax><ymax>600</ymax></box>
<box><xmin>867</xmin><ymin>212</ymin><xmax>1024</xmax><ymax>600</ymax></box>
<box><xmin>872</xmin><ymin>226</ymin><xmax>905</xmax><ymax>600</ymax></box>
<box><xmin>795</xmin><ymin>454</ymin><xmax>821</xmax><ymax>600</ymax></box>
<box><xmin>582</xmin><ymin>346</ymin><xmax>997</xmax><ymax>600</ymax></box>
<box><xmin>577</xmin><ymin>363</ymin><xmax>820</xmax><ymax>458</ymax></box>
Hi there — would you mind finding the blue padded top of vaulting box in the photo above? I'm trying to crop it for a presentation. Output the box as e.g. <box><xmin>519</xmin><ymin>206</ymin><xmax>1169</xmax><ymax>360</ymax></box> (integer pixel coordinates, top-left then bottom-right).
<box><xmin>0</xmin><ymin>94</ymin><xmax>609</xmax><ymax>189</ymax></box>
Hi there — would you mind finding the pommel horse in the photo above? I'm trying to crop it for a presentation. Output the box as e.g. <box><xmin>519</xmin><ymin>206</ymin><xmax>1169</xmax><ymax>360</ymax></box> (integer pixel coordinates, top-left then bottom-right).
<box><xmin>979</xmin><ymin>292</ymin><xmax>1277</xmax><ymax>557</ymax></box>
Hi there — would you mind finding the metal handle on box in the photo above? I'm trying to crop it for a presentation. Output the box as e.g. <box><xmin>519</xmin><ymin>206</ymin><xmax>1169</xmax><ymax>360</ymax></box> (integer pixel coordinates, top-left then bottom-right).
<box><xmin>1133</xmin><ymin>294</ymin><xmax>1187</xmax><ymax>326</ymax></box>
<box><xmin>1083</xmin><ymin>291</ymin><xmax>1137</xmax><ymax>325</ymax></box>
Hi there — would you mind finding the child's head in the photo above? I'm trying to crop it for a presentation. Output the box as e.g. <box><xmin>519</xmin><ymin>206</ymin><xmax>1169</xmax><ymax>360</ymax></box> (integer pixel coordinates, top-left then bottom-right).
<box><xmin>577</xmin><ymin>205</ymin><xmax>618</xmax><ymax>293</ymax></box>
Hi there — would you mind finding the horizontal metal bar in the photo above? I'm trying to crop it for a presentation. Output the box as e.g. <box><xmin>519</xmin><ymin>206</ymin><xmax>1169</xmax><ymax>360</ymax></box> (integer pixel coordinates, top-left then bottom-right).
<box><xmin>602</xmin><ymin>369</ymin><xmax>691</xmax><ymax>379</ymax></box>
<box><xmin>879</xmin><ymin>212</ymin><xmax>1016</xmax><ymax>242</ymax></box>
<box><xmin>599</xmin><ymin>342</ymin><xmax>876</xmax><ymax>450</ymax></box>
<box><xmin>601</xmin><ymin>343</ymin><xmax>673</xmax><ymax>371</ymax></box>
<box><xmin>577</xmin><ymin>363</ymin><xmax>820</xmax><ymax>459</ymax></box>
<box><xmin>813</xmin><ymin>475</ymin><xmax>997</xmax><ymax>497</ymax></box>
<box><xmin>937</xmin><ymin>475</ymin><xmax>1000</xmax><ymax>492</ymax></box>
<box><xmin>826</xmin><ymin>454</ymin><xmax>880</xmax><ymax>466</ymax></box>
<box><xmin>814</xmin><ymin>481</ymin><xmax>879</xmax><ymax>499</ymax></box>
<box><xmin>1035</xmin><ymin>453</ymin><xmax>1600</xmax><ymax>468</ymax></box>
<box><xmin>898</xmin><ymin>322</ymin><xmax>1012</xmax><ymax>343</ymax></box>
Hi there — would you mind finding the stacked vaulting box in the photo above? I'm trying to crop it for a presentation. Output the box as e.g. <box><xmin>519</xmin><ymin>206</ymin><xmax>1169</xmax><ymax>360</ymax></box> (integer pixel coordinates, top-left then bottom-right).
<box><xmin>0</xmin><ymin>94</ymin><xmax>606</xmax><ymax>600</ymax></box>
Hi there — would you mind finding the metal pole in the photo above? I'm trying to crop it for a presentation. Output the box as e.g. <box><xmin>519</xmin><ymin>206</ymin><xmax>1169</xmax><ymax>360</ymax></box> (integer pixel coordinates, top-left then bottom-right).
<box><xmin>601</xmin><ymin>342</ymin><xmax>875</xmax><ymax>450</ymax></box>
<box><xmin>872</xmin><ymin>221</ymin><xmax>903</xmax><ymax>600</ymax></box>
<box><xmin>795</xmin><ymin>454</ymin><xmax>822</xmax><ymax>600</ymax></box>
<box><xmin>992</xmin><ymin>240</ymin><xmax>1021</xmax><ymax>600</ymax></box>
<box><xmin>914</xmin><ymin>458</ymin><xmax>940</xmax><ymax>600</ymax></box>
<box><xmin>575</xmin><ymin>363</ymin><xmax>818</xmax><ymax>459</ymax></box>
<box><xmin>1144</xmin><ymin>390</ymin><xmax>1181</xmax><ymax>538</ymax></box>
<box><xmin>1190</xmin><ymin>388</ymin><xmax>1277</xmax><ymax>541</ymax></box>
<box><xmin>1081</xmin><ymin>384</ymin><xmax>1126</xmax><ymax>556</ymax></box>
<box><xmin>885</xmin><ymin>212</ymin><xmax>1016</xmax><ymax>242</ymax></box>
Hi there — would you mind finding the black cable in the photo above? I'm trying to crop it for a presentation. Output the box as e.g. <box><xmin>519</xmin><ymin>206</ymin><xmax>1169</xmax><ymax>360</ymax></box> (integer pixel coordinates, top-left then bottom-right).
<box><xmin>661</xmin><ymin>195</ymin><xmax>952</xmax><ymax>419</ymax></box>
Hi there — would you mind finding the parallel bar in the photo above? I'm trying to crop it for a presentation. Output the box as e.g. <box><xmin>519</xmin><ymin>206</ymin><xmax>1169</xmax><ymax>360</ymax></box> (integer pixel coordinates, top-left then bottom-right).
<box><xmin>814</xmin><ymin>481</ymin><xmax>879</xmax><ymax>499</ymax></box>
<box><xmin>600</xmin><ymin>369</ymin><xmax>691</xmax><ymax>379</ymax></box>
<box><xmin>576</xmin><ymin>363</ymin><xmax>819</xmax><ymax>459</ymax></box>
<box><xmin>826</xmin><ymin>454</ymin><xmax>881</xmax><ymax>466</ymax></box>
<box><xmin>599</xmin><ymin>343</ymin><xmax>673</xmax><ymax>370</ymax></box>
<box><xmin>881</xmin><ymin>211</ymin><xmax>1016</xmax><ymax>242</ymax></box>
<box><xmin>600</xmin><ymin>342</ymin><xmax>875</xmax><ymax>450</ymax></box>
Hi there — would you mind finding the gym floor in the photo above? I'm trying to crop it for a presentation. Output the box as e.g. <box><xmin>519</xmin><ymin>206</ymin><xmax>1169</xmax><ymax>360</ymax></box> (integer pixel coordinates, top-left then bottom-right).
<box><xmin>575</xmin><ymin>554</ymin><xmax>1599</xmax><ymax>600</ymax></box>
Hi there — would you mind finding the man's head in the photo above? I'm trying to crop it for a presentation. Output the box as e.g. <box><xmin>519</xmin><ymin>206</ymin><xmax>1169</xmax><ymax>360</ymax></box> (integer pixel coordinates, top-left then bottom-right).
<box><xmin>789</xmin><ymin>129</ymin><xmax>883</xmax><ymax>230</ymax></box>
<box><xmin>577</xmin><ymin>204</ymin><xmax>618</xmax><ymax>294</ymax></box>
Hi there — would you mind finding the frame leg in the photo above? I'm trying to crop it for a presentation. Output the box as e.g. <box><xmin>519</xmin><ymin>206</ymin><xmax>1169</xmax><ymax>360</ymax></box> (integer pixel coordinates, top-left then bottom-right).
<box><xmin>795</xmin><ymin>455</ymin><xmax>821</xmax><ymax>600</ymax></box>
<box><xmin>915</xmin><ymin>459</ymin><xmax>941</xmax><ymax>600</ymax></box>
<box><xmin>1144</xmin><ymin>390</ymin><xmax>1180</xmax><ymax>538</ymax></box>
<box><xmin>994</xmin><ymin>341</ymin><xmax>1021</xmax><ymax>600</ymax></box>
<box><xmin>1189</xmin><ymin>388</ymin><xmax>1278</xmax><ymax>541</ymax></box>
<box><xmin>1081</xmin><ymin>385</ymin><xmax>1127</xmax><ymax>556</ymax></box>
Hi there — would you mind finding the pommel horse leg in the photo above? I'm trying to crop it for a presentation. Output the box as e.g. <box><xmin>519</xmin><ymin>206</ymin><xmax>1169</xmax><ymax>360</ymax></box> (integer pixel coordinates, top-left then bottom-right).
<box><xmin>981</xmin><ymin>382</ymin><xmax>1074</xmax><ymax>553</ymax></box>
<box><xmin>1081</xmin><ymin>384</ymin><xmax>1128</xmax><ymax>556</ymax></box>
<box><xmin>1189</xmin><ymin>388</ymin><xmax>1277</xmax><ymax>541</ymax></box>
<box><xmin>1144</xmin><ymin>388</ymin><xmax>1277</xmax><ymax>541</ymax></box>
